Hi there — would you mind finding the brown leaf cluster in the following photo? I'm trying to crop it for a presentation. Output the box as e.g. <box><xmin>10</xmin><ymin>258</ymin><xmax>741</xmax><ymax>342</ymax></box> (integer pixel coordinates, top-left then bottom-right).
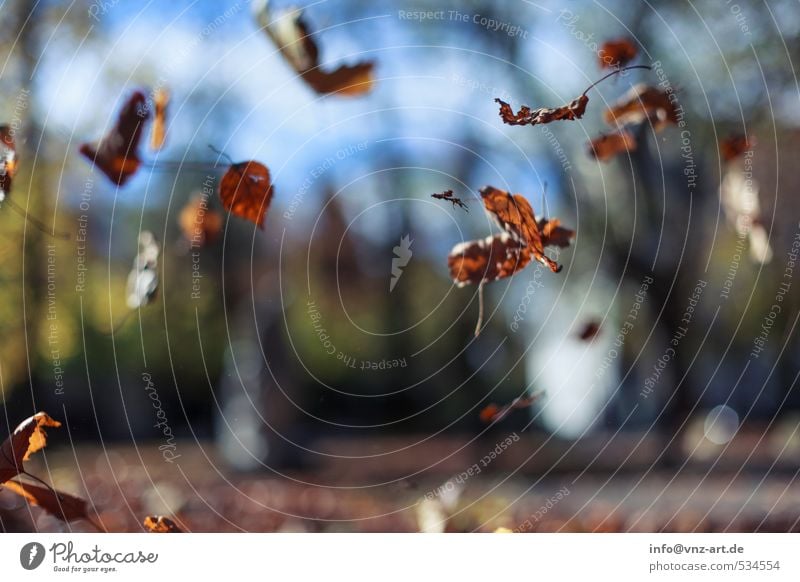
<box><xmin>448</xmin><ymin>186</ymin><xmax>573</xmax><ymax>286</ymax></box>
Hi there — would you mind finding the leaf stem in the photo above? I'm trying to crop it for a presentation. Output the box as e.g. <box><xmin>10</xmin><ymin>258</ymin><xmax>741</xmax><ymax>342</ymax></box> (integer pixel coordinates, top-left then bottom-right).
<box><xmin>582</xmin><ymin>64</ymin><xmax>652</xmax><ymax>95</ymax></box>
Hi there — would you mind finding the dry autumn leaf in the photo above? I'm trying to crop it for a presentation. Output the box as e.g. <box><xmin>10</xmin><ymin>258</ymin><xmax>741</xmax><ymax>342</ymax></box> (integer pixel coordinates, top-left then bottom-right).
<box><xmin>588</xmin><ymin>129</ymin><xmax>637</xmax><ymax>162</ymax></box>
<box><xmin>150</xmin><ymin>87</ymin><xmax>169</xmax><ymax>151</ymax></box>
<box><xmin>448</xmin><ymin>232</ymin><xmax>531</xmax><ymax>287</ymax></box>
<box><xmin>179</xmin><ymin>193</ymin><xmax>223</xmax><ymax>247</ymax></box>
<box><xmin>480</xmin><ymin>186</ymin><xmax>561</xmax><ymax>273</ymax></box>
<box><xmin>79</xmin><ymin>90</ymin><xmax>150</xmax><ymax>186</ymax></box>
<box><xmin>603</xmin><ymin>84</ymin><xmax>678</xmax><ymax>132</ymax></box>
<box><xmin>253</xmin><ymin>0</ymin><xmax>374</xmax><ymax>96</ymax></box>
<box><xmin>2</xmin><ymin>480</ymin><xmax>101</xmax><ymax>529</ymax></box>
<box><xmin>143</xmin><ymin>515</ymin><xmax>183</xmax><ymax>533</ymax></box>
<box><xmin>480</xmin><ymin>392</ymin><xmax>543</xmax><ymax>423</ymax></box>
<box><xmin>219</xmin><ymin>159</ymin><xmax>274</xmax><ymax>229</ymax></box>
<box><xmin>598</xmin><ymin>38</ymin><xmax>638</xmax><ymax>69</ymax></box>
<box><xmin>448</xmin><ymin>186</ymin><xmax>572</xmax><ymax>336</ymax></box>
<box><xmin>496</xmin><ymin>65</ymin><xmax>650</xmax><ymax>128</ymax></box>
<box><xmin>0</xmin><ymin>412</ymin><xmax>61</xmax><ymax>483</ymax></box>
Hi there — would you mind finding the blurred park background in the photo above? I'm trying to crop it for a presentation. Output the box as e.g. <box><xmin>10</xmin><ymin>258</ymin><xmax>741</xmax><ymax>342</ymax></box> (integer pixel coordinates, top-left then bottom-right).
<box><xmin>1</xmin><ymin>0</ymin><xmax>799</xmax><ymax>531</ymax></box>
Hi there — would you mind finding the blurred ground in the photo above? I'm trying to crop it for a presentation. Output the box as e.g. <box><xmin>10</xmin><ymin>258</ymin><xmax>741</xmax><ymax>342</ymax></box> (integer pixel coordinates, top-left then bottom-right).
<box><xmin>2</xmin><ymin>434</ymin><xmax>798</xmax><ymax>533</ymax></box>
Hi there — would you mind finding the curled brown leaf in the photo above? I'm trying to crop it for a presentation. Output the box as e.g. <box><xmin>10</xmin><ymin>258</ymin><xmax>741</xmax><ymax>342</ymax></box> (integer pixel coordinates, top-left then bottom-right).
<box><xmin>253</xmin><ymin>0</ymin><xmax>374</xmax><ymax>96</ymax></box>
<box><xmin>588</xmin><ymin>129</ymin><xmax>637</xmax><ymax>162</ymax></box>
<box><xmin>603</xmin><ymin>84</ymin><xmax>678</xmax><ymax>132</ymax></box>
<box><xmin>219</xmin><ymin>160</ymin><xmax>274</xmax><ymax>229</ymax></box>
<box><xmin>79</xmin><ymin>90</ymin><xmax>149</xmax><ymax>186</ymax></box>
<box><xmin>598</xmin><ymin>38</ymin><xmax>638</xmax><ymax>69</ymax></box>
<box><xmin>0</xmin><ymin>412</ymin><xmax>61</xmax><ymax>483</ymax></box>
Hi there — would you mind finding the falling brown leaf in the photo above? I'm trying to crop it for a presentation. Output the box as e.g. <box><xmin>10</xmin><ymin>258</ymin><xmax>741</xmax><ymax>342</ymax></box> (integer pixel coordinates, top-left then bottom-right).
<box><xmin>143</xmin><ymin>515</ymin><xmax>183</xmax><ymax>533</ymax></box>
<box><xmin>479</xmin><ymin>403</ymin><xmax>501</xmax><ymax>423</ymax></box>
<box><xmin>0</xmin><ymin>412</ymin><xmax>61</xmax><ymax>483</ymax></box>
<box><xmin>150</xmin><ymin>87</ymin><xmax>169</xmax><ymax>151</ymax></box>
<box><xmin>598</xmin><ymin>38</ymin><xmax>638</xmax><ymax>69</ymax></box>
<box><xmin>2</xmin><ymin>480</ymin><xmax>100</xmax><ymax>528</ymax></box>
<box><xmin>449</xmin><ymin>233</ymin><xmax>531</xmax><ymax>287</ymax></box>
<box><xmin>431</xmin><ymin>189</ymin><xmax>468</xmax><ymax>212</ymax></box>
<box><xmin>179</xmin><ymin>194</ymin><xmax>223</xmax><ymax>247</ymax></box>
<box><xmin>588</xmin><ymin>129</ymin><xmax>637</xmax><ymax>162</ymax></box>
<box><xmin>219</xmin><ymin>160</ymin><xmax>274</xmax><ymax>228</ymax></box>
<box><xmin>480</xmin><ymin>392</ymin><xmax>543</xmax><ymax>423</ymax></box>
<box><xmin>480</xmin><ymin>186</ymin><xmax>561</xmax><ymax>273</ymax></box>
<box><xmin>496</xmin><ymin>65</ymin><xmax>650</xmax><ymax>128</ymax></box>
<box><xmin>720</xmin><ymin>134</ymin><xmax>754</xmax><ymax>162</ymax></box>
<box><xmin>253</xmin><ymin>0</ymin><xmax>374</xmax><ymax>96</ymax></box>
<box><xmin>79</xmin><ymin>90</ymin><xmax>149</xmax><ymax>186</ymax></box>
<box><xmin>495</xmin><ymin>95</ymin><xmax>589</xmax><ymax>127</ymax></box>
<box><xmin>0</xmin><ymin>125</ymin><xmax>17</xmax><ymax>201</ymax></box>
<box><xmin>576</xmin><ymin>320</ymin><xmax>601</xmax><ymax>341</ymax></box>
<box><xmin>449</xmin><ymin>187</ymin><xmax>572</xmax><ymax>336</ymax></box>
<box><xmin>603</xmin><ymin>84</ymin><xmax>678</xmax><ymax>132</ymax></box>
